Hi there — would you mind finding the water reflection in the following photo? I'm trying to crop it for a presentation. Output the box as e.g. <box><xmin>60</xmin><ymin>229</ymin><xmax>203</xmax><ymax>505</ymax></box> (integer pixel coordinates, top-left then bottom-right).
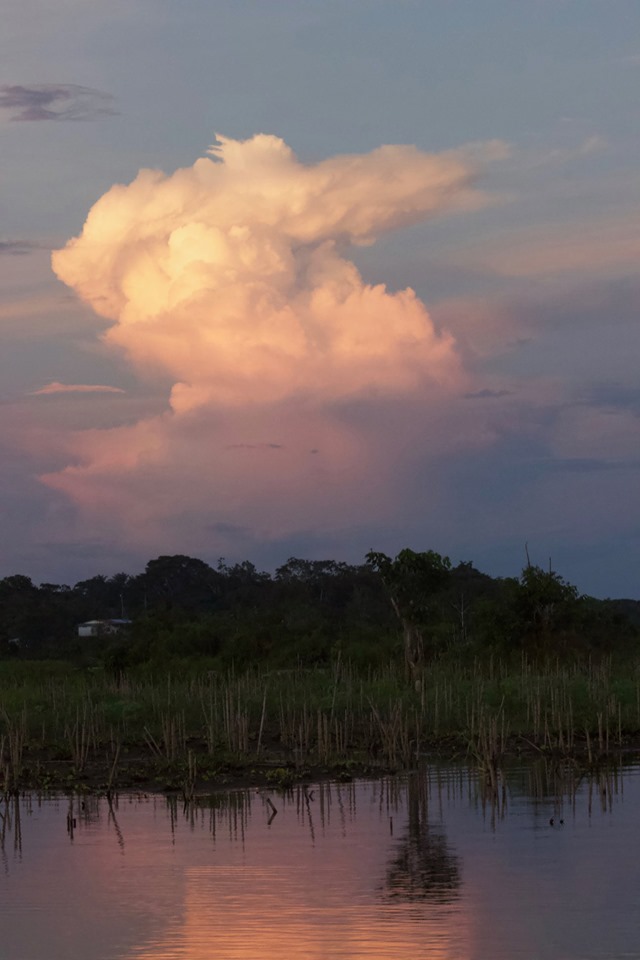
<box><xmin>2</xmin><ymin>760</ymin><xmax>640</xmax><ymax>960</ymax></box>
<box><xmin>0</xmin><ymin>792</ymin><xmax>22</xmax><ymax>865</ymax></box>
<box><xmin>383</xmin><ymin>774</ymin><xmax>461</xmax><ymax>903</ymax></box>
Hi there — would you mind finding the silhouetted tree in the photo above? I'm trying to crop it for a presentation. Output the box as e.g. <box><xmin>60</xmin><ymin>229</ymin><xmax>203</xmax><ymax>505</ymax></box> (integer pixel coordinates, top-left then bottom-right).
<box><xmin>366</xmin><ymin>549</ymin><xmax>452</xmax><ymax>682</ymax></box>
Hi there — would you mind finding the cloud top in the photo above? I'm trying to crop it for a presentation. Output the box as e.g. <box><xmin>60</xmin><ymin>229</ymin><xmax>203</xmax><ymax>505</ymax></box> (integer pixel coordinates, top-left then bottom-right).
<box><xmin>53</xmin><ymin>133</ymin><xmax>492</xmax><ymax>410</ymax></box>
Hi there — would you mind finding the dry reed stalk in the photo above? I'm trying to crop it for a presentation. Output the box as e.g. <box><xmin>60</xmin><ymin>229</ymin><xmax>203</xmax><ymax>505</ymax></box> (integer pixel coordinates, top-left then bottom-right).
<box><xmin>297</xmin><ymin>705</ymin><xmax>313</xmax><ymax>760</ymax></box>
<box><xmin>182</xmin><ymin>750</ymin><xmax>197</xmax><ymax>803</ymax></box>
<box><xmin>597</xmin><ymin>713</ymin><xmax>604</xmax><ymax>753</ymax></box>
<box><xmin>317</xmin><ymin>710</ymin><xmax>328</xmax><ymax>763</ymax></box>
<box><xmin>618</xmin><ymin>702</ymin><xmax>623</xmax><ymax>746</ymax></box>
<box><xmin>66</xmin><ymin>705</ymin><xmax>92</xmax><ymax>773</ymax></box>
<box><xmin>367</xmin><ymin>700</ymin><xmax>411</xmax><ymax>767</ymax></box>
<box><xmin>222</xmin><ymin>691</ymin><xmax>248</xmax><ymax>754</ymax></box>
<box><xmin>1</xmin><ymin>709</ymin><xmax>27</xmax><ymax>791</ymax></box>
<box><xmin>160</xmin><ymin>711</ymin><xmax>186</xmax><ymax>761</ymax></box>
<box><xmin>584</xmin><ymin>726</ymin><xmax>593</xmax><ymax>765</ymax></box>
<box><xmin>201</xmin><ymin>690</ymin><xmax>218</xmax><ymax>755</ymax></box>
<box><xmin>329</xmin><ymin>653</ymin><xmax>341</xmax><ymax>727</ymax></box>
<box><xmin>143</xmin><ymin>726</ymin><xmax>164</xmax><ymax>759</ymax></box>
<box><xmin>568</xmin><ymin>700</ymin><xmax>574</xmax><ymax>751</ymax></box>
<box><xmin>106</xmin><ymin>742</ymin><xmax>121</xmax><ymax>796</ymax></box>
<box><xmin>255</xmin><ymin>687</ymin><xmax>268</xmax><ymax>757</ymax></box>
<box><xmin>334</xmin><ymin>714</ymin><xmax>347</xmax><ymax>759</ymax></box>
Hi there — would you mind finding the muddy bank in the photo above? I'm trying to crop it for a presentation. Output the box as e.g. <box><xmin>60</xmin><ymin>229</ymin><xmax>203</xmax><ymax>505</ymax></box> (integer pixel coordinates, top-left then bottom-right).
<box><xmin>6</xmin><ymin>733</ymin><xmax>640</xmax><ymax>797</ymax></box>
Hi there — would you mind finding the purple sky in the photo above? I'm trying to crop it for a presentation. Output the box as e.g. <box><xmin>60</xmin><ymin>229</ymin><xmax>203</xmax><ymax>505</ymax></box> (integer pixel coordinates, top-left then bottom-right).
<box><xmin>1</xmin><ymin>1</ymin><xmax>639</xmax><ymax>597</ymax></box>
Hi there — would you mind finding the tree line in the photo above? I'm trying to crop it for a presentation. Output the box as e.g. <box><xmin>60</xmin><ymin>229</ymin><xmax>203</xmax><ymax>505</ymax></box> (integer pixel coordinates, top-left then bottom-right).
<box><xmin>0</xmin><ymin>550</ymin><xmax>638</xmax><ymax>668</ymax></box>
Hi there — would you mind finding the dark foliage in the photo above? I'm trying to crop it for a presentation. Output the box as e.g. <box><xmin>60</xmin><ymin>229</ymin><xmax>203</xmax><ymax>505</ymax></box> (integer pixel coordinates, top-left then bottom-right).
<box><xmin>0</xmin><ymin>550</ymin><xmax>638</xmax><ymax>668</ymax></box>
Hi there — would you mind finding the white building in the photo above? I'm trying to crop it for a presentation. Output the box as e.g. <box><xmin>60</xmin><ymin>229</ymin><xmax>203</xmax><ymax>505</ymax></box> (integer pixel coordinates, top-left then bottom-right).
<box><xmin>77</xmin><ymin>619</ymin><xmax>132</xmax><ymax>638</ymax></box>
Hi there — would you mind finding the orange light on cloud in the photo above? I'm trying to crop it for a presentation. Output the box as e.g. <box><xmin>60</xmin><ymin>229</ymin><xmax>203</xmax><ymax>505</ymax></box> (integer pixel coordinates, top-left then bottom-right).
<box><xmin>52</xmin><ymin>134</ymin><xmax>485</xmax><ymax>408</ymax></box>
<box><xmin>46</xmin><ymin>134</ymin><xmax>501</xmax><ymax>549</ymax></box>
<box><xmin>30</xmin><ymin>381</ymin><xmax>125</xmax><ymax>395</ymax></box>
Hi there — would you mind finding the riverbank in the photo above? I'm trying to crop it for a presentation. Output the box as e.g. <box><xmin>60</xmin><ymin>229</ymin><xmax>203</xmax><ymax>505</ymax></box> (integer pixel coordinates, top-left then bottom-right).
<box><xmin>8</xmin><ymin>734</ymin><xmax>640</xmax><ymax>798</ymax></box>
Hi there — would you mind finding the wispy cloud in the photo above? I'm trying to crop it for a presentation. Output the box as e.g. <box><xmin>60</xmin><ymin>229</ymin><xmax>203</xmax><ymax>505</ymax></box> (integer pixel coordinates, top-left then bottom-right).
<box><xmin>444</xmin><ymin>214</ymin><xmax>640</xmax><ymax>279</ymax></box>
<box><xmin>464</xmin><ymin>389</ymin><xmax>513</xmax><ymax>400</ymax></box>
<box><xmin>30</xmin><ymin>382</ymin><xmax>125</xmax><ymax>396</ymax></box>
<box><xmin>543</xmin><ymin>457</ymin><xmax>640</xmax><ymax>474</ymax></box>
<box><xmin>520</xmin><ymin>135</ymin><xmax>607</xmax><ymax>171</ymax></box>
<box><xmin>0</xmin><ymin>84</ymin><xmax>117</xmax><ymax>122</ymax></box>
<box><xmin>0</xmin><ymin>240</ymin><xmax>38</xmax><ymax>256</ymax></box>
<box><xmin>225</xmin><ymin>443</ymin><xmax>284</xmax><ymax>450</ymax></box>
<box><xmin>581</xmin><ymin>382</ymin><xmax>640</xmax><ymax>413</ymax></box>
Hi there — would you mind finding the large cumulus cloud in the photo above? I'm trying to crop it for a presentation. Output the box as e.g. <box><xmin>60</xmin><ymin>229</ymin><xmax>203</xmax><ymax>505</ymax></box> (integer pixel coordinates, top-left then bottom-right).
<box><xmin>48</xmin><ymin>133</ymin><xmax>498</xmax><ymax>552</ymax></box>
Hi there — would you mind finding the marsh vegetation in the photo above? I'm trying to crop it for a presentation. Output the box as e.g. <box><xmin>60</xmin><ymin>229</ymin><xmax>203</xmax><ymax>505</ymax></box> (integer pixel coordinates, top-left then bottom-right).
<box><xmin>1</xmin><ymin>550</ymin><xmax>639</xmax><ymax>793</ymax></box>
<box><xmin>1</xmin><ymin>653</ymin><xmax>640</xmax><ymax>794</ymax></box>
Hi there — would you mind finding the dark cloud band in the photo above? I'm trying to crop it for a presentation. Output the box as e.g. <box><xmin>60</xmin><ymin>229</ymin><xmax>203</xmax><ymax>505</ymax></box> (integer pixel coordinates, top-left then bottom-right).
<box><xmin>0</xmin><ymin>240</ymin><xmax>38</xmax><ymax>256</ymax></box>
<box><xmin>0</xmin><ymin>84</ymin><xmax>117</xmax><ymax>122</ymax></box>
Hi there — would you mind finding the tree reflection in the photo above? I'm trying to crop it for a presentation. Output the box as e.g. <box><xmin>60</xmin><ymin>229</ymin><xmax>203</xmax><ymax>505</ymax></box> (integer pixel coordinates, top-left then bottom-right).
<box><xmin>381</xmin><ymin>775</ymin><xmax>461</xmax><ymax>904</ymax></box>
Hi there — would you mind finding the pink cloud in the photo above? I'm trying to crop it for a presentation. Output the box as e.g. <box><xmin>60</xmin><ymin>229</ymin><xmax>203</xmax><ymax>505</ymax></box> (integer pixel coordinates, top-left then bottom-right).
<box><xmin>30</xmin><ymin>381</ymin><xmax>125</xmax><ymax>396</ymax></box>
<box><xmin>45</xmin><ymin>133</ymin><xmax>504</xmax><ymax>550</ymax></box>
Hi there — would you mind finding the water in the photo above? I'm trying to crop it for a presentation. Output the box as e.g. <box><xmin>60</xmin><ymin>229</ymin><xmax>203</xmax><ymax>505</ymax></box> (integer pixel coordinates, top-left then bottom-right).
<box><xmin>2</xmin><ymin>762</ymin><xmax>640</xmax><ymax>959</ymax></box>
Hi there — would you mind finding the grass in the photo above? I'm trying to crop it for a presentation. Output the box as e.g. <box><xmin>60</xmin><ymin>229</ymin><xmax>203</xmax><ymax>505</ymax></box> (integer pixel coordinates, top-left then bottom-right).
<box><xmin>1</xmin><ymin>653</ymin><xmax>640</xmax><ymax>794</ymax></box>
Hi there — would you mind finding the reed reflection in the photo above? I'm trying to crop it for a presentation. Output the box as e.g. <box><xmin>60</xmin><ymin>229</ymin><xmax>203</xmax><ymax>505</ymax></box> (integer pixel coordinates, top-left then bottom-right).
<box><xmin>495</xmin><ymin>756</ymin><xmax>626</xmax><ymax>823</ymax></box>
<box><xmin>0</xmin><ymin>792</ymin><xmax>22</xmax><ymax>868</ymax></box>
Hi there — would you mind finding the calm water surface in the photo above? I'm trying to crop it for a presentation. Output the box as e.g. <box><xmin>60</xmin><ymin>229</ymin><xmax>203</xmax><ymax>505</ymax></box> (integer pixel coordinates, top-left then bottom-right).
<box><xmin>2</xmin><ymin>762</ymin><xmax>640</xmax><ymax>959</ymax></box>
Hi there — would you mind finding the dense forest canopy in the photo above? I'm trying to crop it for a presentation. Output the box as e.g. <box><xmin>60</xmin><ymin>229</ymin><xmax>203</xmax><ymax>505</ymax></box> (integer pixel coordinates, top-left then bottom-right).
<box><xmin>0</xmin><ymin>551</ymin><xmax>638</xmax><ymax>667</ymax></box>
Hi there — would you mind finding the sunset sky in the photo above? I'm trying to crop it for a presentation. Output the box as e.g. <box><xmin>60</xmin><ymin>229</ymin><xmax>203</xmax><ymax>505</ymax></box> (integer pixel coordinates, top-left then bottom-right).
<box><xmin>1</xmin><ymin>1</ymin><xmax>639</xmax><ymax>597</ymax></box>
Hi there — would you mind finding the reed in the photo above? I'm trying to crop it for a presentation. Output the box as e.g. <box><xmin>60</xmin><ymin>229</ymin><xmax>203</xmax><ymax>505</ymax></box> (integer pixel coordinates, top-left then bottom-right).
<box><xmin>1</xmin><ymin>653</ymin><xmax>640</xmax><ymax>791</ymax></box>
<box><xmin>0</xmin><ymin>708</ymin><xmax>27</xmax><ymax>793</ymax></box>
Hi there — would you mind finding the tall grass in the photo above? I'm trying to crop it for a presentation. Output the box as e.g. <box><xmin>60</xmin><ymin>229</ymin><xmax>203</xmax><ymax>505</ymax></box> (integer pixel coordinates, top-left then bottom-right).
<box><xmin>1</xmin><ymin>654</ymin><xmax>640</xmax><ymax>791</ymax></box>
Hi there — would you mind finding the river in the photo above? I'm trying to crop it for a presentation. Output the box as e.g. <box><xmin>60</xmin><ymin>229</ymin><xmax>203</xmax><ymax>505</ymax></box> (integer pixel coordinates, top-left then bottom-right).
<box><xmin>1</xmin><ymin>760</ymin><xmax>639</xmax><ymax>959</ymax></box>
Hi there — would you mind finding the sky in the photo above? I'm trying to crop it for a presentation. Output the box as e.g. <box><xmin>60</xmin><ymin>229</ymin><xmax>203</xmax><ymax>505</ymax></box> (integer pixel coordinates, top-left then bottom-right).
<box><xmin>1</xmin><ymin>0</ymin><xmax>639</xmax><ymax>598</ymax></box>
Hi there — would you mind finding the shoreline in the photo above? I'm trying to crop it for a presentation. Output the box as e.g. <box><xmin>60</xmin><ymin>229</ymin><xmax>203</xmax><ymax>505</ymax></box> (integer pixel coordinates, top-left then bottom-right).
<box><xmin>6</xmin><ymin>734</ymin><xmax>640</xmax><ymax>797</ymax></box>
